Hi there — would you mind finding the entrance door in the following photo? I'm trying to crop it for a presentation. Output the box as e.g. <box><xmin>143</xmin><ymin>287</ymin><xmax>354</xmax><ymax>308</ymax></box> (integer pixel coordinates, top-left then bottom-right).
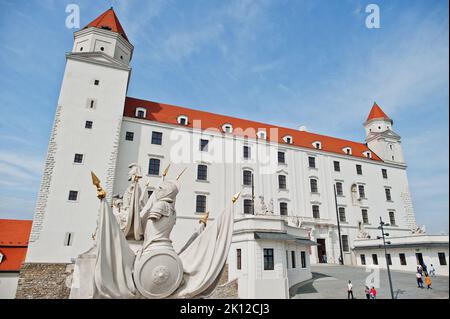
<box><xmin>416</xmin><ymin>253</ymin><xmax>424</xmax><ymax>266</ymax></box>
<box><xmin>317</xmin><ymin>239</ymin><xmax>327</xmax><ymax>263</ymax></box>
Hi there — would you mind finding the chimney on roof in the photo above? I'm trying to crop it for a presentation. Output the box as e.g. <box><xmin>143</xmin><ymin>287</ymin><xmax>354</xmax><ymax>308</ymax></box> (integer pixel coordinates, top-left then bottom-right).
<box><xmin>299</xmin><ymin>125</ymin><xmax>307</xmax><ymax>132</ymax></box>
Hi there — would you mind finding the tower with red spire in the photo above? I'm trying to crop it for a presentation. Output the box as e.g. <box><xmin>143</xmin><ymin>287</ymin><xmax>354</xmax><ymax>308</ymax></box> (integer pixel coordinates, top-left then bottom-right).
<box><xmin>26</xmin><ymin>8</ymin><xmax>133</xmax><ymax>264</ymax></box>
<box><xmin>364</xmin><ymin>102</ymin><xmax>405</xmax><ymax>165</ymax></box>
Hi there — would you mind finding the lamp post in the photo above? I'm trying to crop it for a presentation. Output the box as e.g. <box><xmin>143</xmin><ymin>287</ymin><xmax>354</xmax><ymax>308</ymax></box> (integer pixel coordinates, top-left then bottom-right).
<box><xmin>378</xmin><ymin>217</ymin><xmax>395</xmax><ymax>299</ymax></box>
<box><xmin>333</xmin><ymin>184</ymin><xmax>344</xmax><ymax>265</ymax></box>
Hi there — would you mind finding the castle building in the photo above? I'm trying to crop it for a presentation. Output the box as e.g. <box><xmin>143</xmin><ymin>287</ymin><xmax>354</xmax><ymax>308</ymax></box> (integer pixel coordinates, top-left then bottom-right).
<box><xmin>16</xmin><ymin>8</ymin><xmax>447</xmax><ymax>298</ymax></box>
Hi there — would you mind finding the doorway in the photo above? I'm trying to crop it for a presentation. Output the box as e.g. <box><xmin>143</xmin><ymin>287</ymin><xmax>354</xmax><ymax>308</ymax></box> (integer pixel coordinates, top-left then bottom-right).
<box><xmin>317</xmin><ymin>239</ymin><xmax>327</xmax><ymax>263</ymax></box>
<box><xmin>416</xmin><ymin>253</ymin><xmax>424</xmax><ymax>266</ymax></box>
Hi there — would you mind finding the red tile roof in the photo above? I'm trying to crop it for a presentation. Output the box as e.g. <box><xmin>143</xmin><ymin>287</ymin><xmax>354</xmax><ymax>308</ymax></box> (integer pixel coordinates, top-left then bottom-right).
<box><xmin>366</xmin><ymin>102</ymin><xmax>391</xmax><ymax>122</ymax></box>
<box><xmin>83</xmin><ymin>8</ymin><xmax>129</xmax><ymax>42</ymax></box>
<box><xmin>124</xmin><ymin>97</ymin><xmax>382</xmax><ymax>161</ymax></box>
<box><xmin>0</xmin><ymin>219</ymin><xmax>32</xmax><ymax>272</ymax></box>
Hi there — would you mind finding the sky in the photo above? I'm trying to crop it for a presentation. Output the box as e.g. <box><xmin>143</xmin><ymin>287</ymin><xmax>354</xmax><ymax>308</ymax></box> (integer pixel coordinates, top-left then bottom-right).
<box><xmin>0</xmin><ymin>0</ymin><xmax>448</xmax><ymax>234</ymax></box>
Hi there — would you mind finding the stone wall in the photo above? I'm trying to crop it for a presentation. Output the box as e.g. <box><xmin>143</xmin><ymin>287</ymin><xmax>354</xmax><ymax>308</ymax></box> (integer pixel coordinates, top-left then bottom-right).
<box><xmin>207</xmin><ymin>264</ymin><xmax>239</xmax><ymax>299</ymax></box>
<box><xmin>15</xmin><ymin>263</ymin><xmax>73</xmax><ymax>299</ymax></box>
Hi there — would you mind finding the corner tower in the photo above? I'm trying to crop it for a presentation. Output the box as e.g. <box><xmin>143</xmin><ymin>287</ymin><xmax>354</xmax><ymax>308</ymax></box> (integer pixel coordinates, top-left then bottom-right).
<box><xmin>364</xmin><ymin>102</ymin><xmax>405</xmax><ymax>166</ymax></box>
<box><xmin>25</xmin><ymin>8</ymin><xmax>133</xmax><ymax>264</ymax></box>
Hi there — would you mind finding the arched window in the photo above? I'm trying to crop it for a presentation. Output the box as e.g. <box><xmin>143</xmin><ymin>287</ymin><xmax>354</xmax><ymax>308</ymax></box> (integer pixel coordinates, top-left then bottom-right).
<box><xmin>257</xmin><ymin>130</ymin><xmax>267</xmax><ymax>140</ymax></box>
<box><xmin>135</xmin><ymin>107</ymin><xmax>146</xmax><ymax>118</ymax></box>
<box><xmin>177</xmin><ymin>115</ymin><xmax>189</xmax><ymax>126</ymax></box>
<box><xmin>312</xmin><ymin>141</ymin><xmax>322</xmax><ymax>150</ymax></box>
<box><xmin>283</xmin><ymin>135</ymin><xmax>293</xmax><ymax>144</ymax></box>
<box><xmin>222</xmin><ymin>123</ymin><xmax>233</xmax><ymax>133</ymax></box>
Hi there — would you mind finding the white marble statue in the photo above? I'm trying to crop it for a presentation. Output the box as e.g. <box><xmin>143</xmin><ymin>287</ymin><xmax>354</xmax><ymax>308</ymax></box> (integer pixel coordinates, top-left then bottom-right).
<box><xmin>267</xmin><ymin>198</ymin><xmax>274</xmax><ymax>215</ymax></box>
<box><xmin>89</xmin><ymin>168</ymin><xmax>239</xmax><ymax>299</ymax></box>
<box><xmin>357</xmin><ymin>220</ymin><xmax>371</xmax><ymax>239</ymax></box>
<box><xmin>112</xmin><ymin>163</ymin><xmax>144</xmax><ymax>240</ymax></box>
<box><xmin>412</xmin><ymin>225</ymin><xmax>426</xmax><ymax>234</ymax></box>
<box><xmin>256</xmin><ymin>196</ymin><xmax>268</xmax><ymax>215</ymax></box>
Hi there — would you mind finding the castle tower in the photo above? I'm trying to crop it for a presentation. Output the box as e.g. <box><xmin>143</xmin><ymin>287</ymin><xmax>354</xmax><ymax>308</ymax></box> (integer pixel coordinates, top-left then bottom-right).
<box><xmin>25</xmin><ymin>8</ymin><xmax>133</xmax><ymax>264</ymax></box>
<box><xmin>364</xmin><ymin>102</ymin><xmax>405</xmax><ymax>166</ymax></box>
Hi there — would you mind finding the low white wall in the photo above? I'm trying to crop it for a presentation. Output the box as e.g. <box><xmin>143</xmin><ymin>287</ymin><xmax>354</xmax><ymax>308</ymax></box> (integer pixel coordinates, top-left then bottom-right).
<box><xmin>0</xmin><ymin>273</ymin><xmax>19</xmax><ymax>299</ymax></box>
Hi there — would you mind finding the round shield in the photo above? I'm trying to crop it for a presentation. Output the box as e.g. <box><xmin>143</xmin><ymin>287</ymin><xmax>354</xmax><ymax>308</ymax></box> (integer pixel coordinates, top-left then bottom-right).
<box><xmin>133</xmin><ymin>248</ymin><xmax>183</xmax><ymax>298</ymax></box>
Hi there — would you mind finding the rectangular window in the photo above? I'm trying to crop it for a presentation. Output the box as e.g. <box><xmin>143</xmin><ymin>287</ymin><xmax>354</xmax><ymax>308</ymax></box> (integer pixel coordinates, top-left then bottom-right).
<box><xmin>64</xmin><ymin>232</ymin><xmax>74</xmax><ymax>246</ymax></box>
<box><xmin>243</xmin><ymin>146</ymin><xmax>251</xmax><ymax>159</ymax></box>
<box><xmin>382</xmin><ymin>168</ymin><xmax>388</xmax><ymax>179</ymax></box>
<box><xmin>358</xmin><ymin>185</ymin><xmax>366</xmax><ymax>198</ymax></box>
<box><xmin>291</xmin><ymin>251</ymin><xmax>296</xmax><ymax>269</ymax></box>
<box><xmin>73</xmin><ymin>153</ymin><xmax>83</xmax><ymax>164</ymax></box>
<box><xmin>197</xmin><ymin>164</ymin><xmax>208</xmax><ymax>181</ymax></box>
<box><xmin>263</xmin><ymin>248</ymin><xmax>274</xmax><ymax>270</ymax></box>
<box><xmin>148</xmin><ymin>158</ymin><xmax>160</xmax><ymax>175</ymax></box>
<box><xmin>280</xmin><ymin>202</ymin><xmax>288</xmax><ymax>216</ymax></box>
<box><xmin>243</xmin><ymin>170</ymin><xmax>253</xmax><ymax>186</ymax></box>
<box><xmin>308</xmin><ymin>156</ymin><xmax>316</xmax><ymax>168</ymax></box>
<box><xmin>301</xmin><ymin>251</ymin><xmax>307</xmax><ymax>268</ymax></box>
<box><xmin>333</xmin><ymin>161</ymin><xmax>341</xmax><ymax>172</ymax></box>
<box><xmin>342</xmin><ymin>235</ymin><xmax>349</xmax><ymax>252</ymax></box>
<box><xmin>278</xmin><ymin>151</ymin><xmax>285</xmax><ymax>164</ymax></box>
<box><xmin>85</xmin><ymin>121</ymin><xmax>93</xmax><ymax>129</ymax></box>
<box><xmin>125</xmin><ymin>131</ymin><xmax>134</xmax><ymax>141</ymax></box>
<box><xmin>312</xmin><ymin>205</ymin><xmax>320</xmax><ymax>219</ymax></box>
<box><xmin>68</xmin><ymin>190</ymin><xmax>78</xmax><ymax>201</ymax></box>
<box><xmin>278</xmin><ymin>175</ymin><xmax>287</xmax><ymax>189</ymax></box>
<box><xmin>335</xmin><ymin>182</ymin><xmax>343</xmax><ymax>196</ymax></box>
<box><xmin>243</xmin><ymin>199</ymin><xmax>254</xmax><ymax>214</ymax></box>
<box><xmin>372</xmin><ymin>254</ymin><xmax>378</xmax><ymax>265</ymax></box>
<box><xmin>399</xmin><ymin>253</ymin><xmax>407</xmax><ymax>265</ymax></box>
<box><xmin>94</xmin><ymin>79</ymin><xmax>100</xmax><ymax>86</ymax></box>
<box><xmin>88</xmin><ymin>99</ymin><xmax>96</xmax><ymax>109</ymax></box>
<box><xmin>236</xmin><ymin>249</ymin><xmax>242</xmax><ymax>270</ymax></box>
<box><xmin>310</xmin><ymin>179</ymin><xmax>318</xmax><ymax>193</ymax></box>
<box><xmin>386</xmin><ymin>253</ymin><xmax>392</xmax><ymax>265</ymax></box>
<box><xmin>438</xmin><ymin>252</ymin><xmax>447</xmax><ymax>265</ymax></box>
<box><xmin>389</xmin><ymin>211</ymin><xmax>396</xmax><ymax>226</ymax></box>
<box><xmin>385</xmin><ymin>188</ymin><xmax>392</xmax><ymax>201</ymax></box>
<box><xmin>200</xmin><ymin>139</ymin><xmax>209</xmax><ymax>152</ymax></box>
<box><xmin>196</xmin><ymin>195</ymin><xmax>207</xmax><ymax>213</ymax></box>
<box><xmin>151</xmin><ymin>131</ymin><xmax>163</xmax><ymax>145</ymax></box>
<box><xmin>362</xmin><ymin>209</ymin><xmax>369</xmax><ymax>224</ymax></box>
<box><xmin>356</xmin><ymin>164</ymin><xmax>363</xmax><ymax>175</ymax></box>
<box><xmin>339</xmin><ymin>207</ymin><xmax>346</xmax><ymax>222</ymax></box>
<box><xmin>360</xmin><ymin>254</ymin><xmax>366</xmax><ymax>265</ymax></box>
<box><xmin>137</xmin><ymin>110</ymin><xmax>145</xmax><ymax>118</ymax></box>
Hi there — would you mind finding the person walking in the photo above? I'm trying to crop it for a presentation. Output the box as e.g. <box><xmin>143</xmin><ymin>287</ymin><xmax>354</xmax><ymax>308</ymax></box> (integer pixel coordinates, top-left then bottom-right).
<box><xmin>429</xmin><ymin>264</ymin><xmax>436</xmax><ymax>277</ymax></box>
<box><xmin>416</xmin><ymin>271</ymin><xmax>424</xmax><ymax>288</ymax></box>
<box><xmin>369</xmin><ymin>286</ymin><xmax>377</xmax><ymax>299</ymax></box>
<box><xmin>424</xmin><ymin>274</ymin><xmax>432</xmax><ymax>289</ymax></box>
<box><xmin>347</xmin><ymin>280</ymin><xmax>354</xmax><ymax>299</ymax></box>
<box><xmin>364</xmin><ymin>286</ymin><xmax>370</xmax><ymax>299</ymax></box>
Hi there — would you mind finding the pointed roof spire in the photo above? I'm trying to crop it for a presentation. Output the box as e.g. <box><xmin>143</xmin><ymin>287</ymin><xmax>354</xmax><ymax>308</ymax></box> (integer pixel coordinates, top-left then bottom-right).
<box><xmin>83</xmin><ymin>8</ymin><xmax>129</xmax><ymax>42</ymax></box>
<box><xmin>366</xmin><ymin>102</ymin><xmax>391</xmax><ymax>122</ymax></box>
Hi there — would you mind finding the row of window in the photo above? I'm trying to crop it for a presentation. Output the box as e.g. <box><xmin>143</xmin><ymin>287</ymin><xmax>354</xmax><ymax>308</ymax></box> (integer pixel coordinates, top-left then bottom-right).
<box><xmin>360</xmin><ymin>252</ymin><xmax>447</xmax><ymax>266</ymax></box>
<box><xmin>235</xmin><ymin>248</ymin><xmax>307</xmax><ymax>271</ymax></box>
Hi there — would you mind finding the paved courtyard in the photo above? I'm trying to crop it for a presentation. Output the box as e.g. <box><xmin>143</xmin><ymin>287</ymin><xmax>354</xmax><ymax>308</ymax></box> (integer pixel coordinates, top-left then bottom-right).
<box><xmin>292</xmin><ymin>264</ymin><xmax>449</xmax><ymax>299</ymax></box>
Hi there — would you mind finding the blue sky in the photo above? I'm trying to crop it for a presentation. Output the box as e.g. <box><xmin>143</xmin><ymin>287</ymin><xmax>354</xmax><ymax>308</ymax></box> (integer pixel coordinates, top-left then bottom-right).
<box><xmin>0</xmin><ymin>0</ymin><xmax>448</xmax><ymax>233</ymax></box>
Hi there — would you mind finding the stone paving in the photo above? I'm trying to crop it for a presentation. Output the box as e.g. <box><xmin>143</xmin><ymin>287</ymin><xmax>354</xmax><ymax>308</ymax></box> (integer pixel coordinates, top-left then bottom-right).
<box><xmin>292</xmin><ymin>264</ymin><xmax>449</xmax><ymax>299</ymax></box>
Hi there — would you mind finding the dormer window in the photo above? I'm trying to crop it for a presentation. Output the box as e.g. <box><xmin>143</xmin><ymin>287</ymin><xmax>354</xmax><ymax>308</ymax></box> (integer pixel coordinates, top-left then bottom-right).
<box><xmin>343</xmin><ymin>147</ymin><xmax>352</xmax><ymax>155</ymax></box>
<box><xmin>100</xmin><ymin>47</ymin><xmax>105</xmax><ymax>51</ymax></box>
<box><xmin>135</xmin><ymin>107</ymin><xmax>146</xmax><ymax>119</ymax></box>
<box><xmin>257</xmin><ymin>130</ymin><xmax>267</xmax><ymax>140</ymax></box>
<box><xmin>313</xmin><ymin>141</ymin><xmax>322</xmax><ymax>150</ymax></box>
<box><xmin>363</xmin><ymin>151</ymin><xmax>372</xmax><ymax>159</ymax></box>
<box><xmin>222</xmin><ymin>123</ymin><xmax>233</xmax><ymax>133</ymax></box>
<box><xmin>177</xmin><ymin>115</ymin><xmax>189</xmax><ymax>126</ymax></box>
<box><xmin>283</xmin><ymin>135</ymin><xmax>293</xmax><ymax>144</ymax></box>
<box><xmin>101</xmin><ymin>26</ymin><xmax>112</xmax><ymax>31</ymax></box>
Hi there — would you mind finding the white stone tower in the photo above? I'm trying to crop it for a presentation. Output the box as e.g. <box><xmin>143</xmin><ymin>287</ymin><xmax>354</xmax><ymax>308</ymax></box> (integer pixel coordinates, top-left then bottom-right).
<box><xmin>364</xmin><ymin>102</ymin><xmax>405</xmax><ymax>166</ymax></box>
<box><xmin>26</xmin><ymin>8</ymin><xmax>133</xmax><ymax>263</ymax></box>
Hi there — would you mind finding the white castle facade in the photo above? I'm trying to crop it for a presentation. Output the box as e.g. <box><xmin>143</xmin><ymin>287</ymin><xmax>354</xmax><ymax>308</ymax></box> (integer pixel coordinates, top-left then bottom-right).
<box><xmin>20</xmin><ymin>9</ymin><xmax>448</xmax><ymax>299</ymax></box>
